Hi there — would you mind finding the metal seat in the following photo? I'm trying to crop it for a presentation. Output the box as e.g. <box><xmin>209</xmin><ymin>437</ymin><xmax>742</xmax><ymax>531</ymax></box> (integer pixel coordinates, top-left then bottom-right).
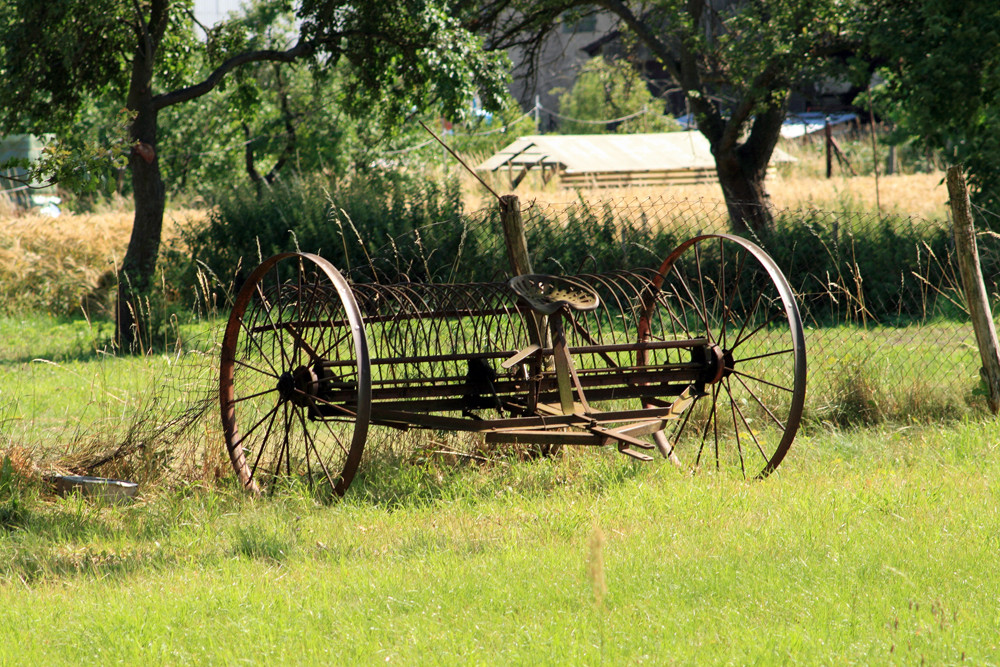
<box><xmin>508</xmin><ymin>274</ymin><xmax>600</xmax><ymax>315</ymax></box>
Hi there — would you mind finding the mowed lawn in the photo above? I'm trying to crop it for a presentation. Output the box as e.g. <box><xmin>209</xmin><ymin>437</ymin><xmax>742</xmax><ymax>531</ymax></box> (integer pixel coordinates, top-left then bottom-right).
<box><xmin>1</xmin><ymin>315</ymin><xmax>999</xmax><ymax>663</ymax></box>
<box><xmin>2</xmin><ymin>422</ymin><xmax>999</xmax><ymax>663</ymax></box>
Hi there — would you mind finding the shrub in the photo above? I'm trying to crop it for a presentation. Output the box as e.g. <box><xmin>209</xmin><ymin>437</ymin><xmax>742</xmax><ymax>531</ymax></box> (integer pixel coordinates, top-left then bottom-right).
<box><xmin>183</xmin><ymin>171</ymin><xmax>467</xmax><ymax>287</ymax></box>
<box><xmin>0</xmin><ymin>454</ymin><xmax>29</xmax><ymax>531</ymax></box>
<box><xmin>758</xmin><ymin>209</ymin><xmax>958</xmax><ymax>325</ymax></box>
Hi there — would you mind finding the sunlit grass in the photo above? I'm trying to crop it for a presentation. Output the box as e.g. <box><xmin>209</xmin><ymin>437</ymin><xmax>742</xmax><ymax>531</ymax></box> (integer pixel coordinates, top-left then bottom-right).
<box><xmin>1</xmin><ymin>419</ymin><xmax>998</xmax><ymax>663</ymax></box>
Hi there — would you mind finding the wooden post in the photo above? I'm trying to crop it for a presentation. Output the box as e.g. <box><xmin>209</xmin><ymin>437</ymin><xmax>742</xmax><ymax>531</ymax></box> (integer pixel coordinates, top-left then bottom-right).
<box><xmin>499</xmin><ymin>192</ymin><xmax>548</xmax><ymax>364</ymax></box>
<box><xmin>499</xmin><ymin>194</ymin><xmax>532</xmax><ymax>276</ymax></box>
<box><xmin>948</xmin><ymin>165</ymin><xmax>1000</xmax><ymax>414</ymax></box>
<box><xmin>825</xmin><ymin>120</ymin><xmax>833</xmax><ymax>179</ymax></box>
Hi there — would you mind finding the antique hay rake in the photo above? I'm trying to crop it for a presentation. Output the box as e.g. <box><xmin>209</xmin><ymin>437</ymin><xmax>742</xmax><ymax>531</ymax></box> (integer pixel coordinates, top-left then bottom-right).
<box><xmin>219</xmin><ymin>232</ymin><xmax>806</xmax><ymax>497</ymax></box>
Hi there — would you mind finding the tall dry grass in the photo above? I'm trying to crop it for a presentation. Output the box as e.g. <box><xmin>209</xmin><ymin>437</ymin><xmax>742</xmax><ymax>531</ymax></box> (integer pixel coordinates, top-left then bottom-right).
<box><xmin>0</xmin><ymin>144</ymin><xmax>948</xmax><ymax>315</ymax></box>
<box><xmin>0</xmin><ymin>207</ymin><xmax>205</xmax><ymax>316</ymax></box>
<box><xmin>464</xmin><ymin>137</ymin><xmax>949</xmax><ymax>220</ymax></box>
<box><xmin>468</xmin><ymin>171</ymin><xmax>948</xmax><ymax>218</ymax></box>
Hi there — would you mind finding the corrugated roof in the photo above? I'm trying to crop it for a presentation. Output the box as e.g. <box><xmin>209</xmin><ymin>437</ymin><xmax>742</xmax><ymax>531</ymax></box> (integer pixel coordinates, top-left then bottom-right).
<box><xmin>476</xmin><ymin>132</ymin><xmax>794</xmax><ymax>175</ymax></box>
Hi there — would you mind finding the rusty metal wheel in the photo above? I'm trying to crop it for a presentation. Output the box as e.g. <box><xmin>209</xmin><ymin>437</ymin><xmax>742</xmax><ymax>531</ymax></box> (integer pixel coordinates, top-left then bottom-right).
<box><xmin>220</xmin><ymin>252</ymin><xmax>371</xmax><ymax>497</ymax></box>
<box><xmin>638</xmin><ymin>234</ymin><xmax>806</xmax><ymax>478</ymax></box>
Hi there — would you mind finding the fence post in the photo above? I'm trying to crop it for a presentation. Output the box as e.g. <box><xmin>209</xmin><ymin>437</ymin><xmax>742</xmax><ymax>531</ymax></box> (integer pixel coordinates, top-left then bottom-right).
<box><xmin>947</xmin><ymin>165</ymin><xmax>1000</xmax><ymax>414</ymax></box>
<box><xmin>499</xmin><ymin>194</ymin><xmax>532</xmax><ymax>276</ymax></box>
<box><xmin>825</xmin><ymin>120</ymin><xmax>833</xmax><ymax>179</ymax></box>
<box><xmin>499</xmin><ymin>193</ymin><xmax>549</xmax><ymax>360</ymax></box>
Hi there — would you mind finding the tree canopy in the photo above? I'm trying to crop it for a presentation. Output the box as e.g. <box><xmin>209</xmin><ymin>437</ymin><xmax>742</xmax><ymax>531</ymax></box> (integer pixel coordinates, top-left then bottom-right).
<box><xmin>478</xmin><ymin>0</ymin><xmax>862</xmax><ymax>231</ymax></box>
<box><xmin>555</xmin><ymin>55</ymin><xmax>679</xmax><ymax>134</ymax></box>
<box><xmin>0</xmin><ymin>0</ymin><xmax>509</xmax><ymax>346</ymax></box>
<box><xmin>862</xmin><ymin>0</ymin><xmax>1000</xmax><ymax>217</ymax></box>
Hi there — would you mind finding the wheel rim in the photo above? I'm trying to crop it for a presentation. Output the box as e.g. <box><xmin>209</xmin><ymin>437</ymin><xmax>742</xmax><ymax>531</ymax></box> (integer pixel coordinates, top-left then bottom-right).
<box><xmin>638</xmin><ymin>234</ymin><xmax>806</xmax><ymax>478</ymax></box>
<box><xmin>220</xmin><ymin>252</ymin><xmax>371</xmax><ymax>497</ymax></box>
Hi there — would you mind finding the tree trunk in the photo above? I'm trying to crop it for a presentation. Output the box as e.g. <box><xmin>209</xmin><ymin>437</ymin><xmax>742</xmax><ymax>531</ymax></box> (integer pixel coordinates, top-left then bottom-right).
<box><xmin>713</xmin><ymin>149</ymin><xmax>774</xmax><ymax>234</ymax></box>
<box><xmin>694</xmin><ymin>96</ymin><xmax>784</xmax><ymax>235</ymax></box>
<box><xmin>116</xmin><ymin>110</ymin><xmax>166</xmax><ymax>351</ymax></box>
<box><xmin>116</xmin><ymin>5</ymin><xmax>167</xmax><ymax>351</ymax></box>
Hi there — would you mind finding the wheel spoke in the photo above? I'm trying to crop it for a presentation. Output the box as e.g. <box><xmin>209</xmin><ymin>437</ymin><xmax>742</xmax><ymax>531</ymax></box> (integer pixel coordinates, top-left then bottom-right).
<box><xmin>248</xmin><ymin>404</ymin><xmax>282</xmax><ymax>484</ymax></box>
<box><xmin>718</xmin><ymin>237</ymin><xmax>728</xmax><ymax>350</ymax></box>
<box><xmin>239</xmin><ymin>401</ymin><xmax>282</xmax><ymax>444</ymax></box>
<box><xmin>729</xmin><ymin>287</ymin><xmax>765</xmax><ymax>351</ymax></box>
<box><xmin>221</xmin><ymin>253</ymin><xmax>370</xmax><ymax>497</ymax></box>
<box><xmin>291</xmin><ymin>269</ymin><xmax>325</xmax><ymax>367</ymax></box>
<box><xmin>724</xmin><ymin>376</ymin><xmax>746</xmax><ymax>477</ymax></box>
<box><xmin>231</xmin><ymin>386</ymin><xmax>280</xmax><ymax>404</ymax></box>
<box><xmin>668</xmin><ymin>395</ymin><xmax>698</xmax><ymax>445</ymax></box>
<box><xmin>724</xmin><ymin>251</ymin><xmax>749</xmax><ymax>328</ymax></box>
<box><xmin>668</xmin><ymin>266</ymin><xmax>704</xmax><ymax>339</ymax></box>
<box><xmin>238</xmin><ymin>312</ymin><xmax>282</xmax><ymax>378</ymax></box>
<box><xmin>731</xmin><ymin>368</ymin><xmax>796</xmax><ymax>394</ymax></box>
<box><xmin>693</xmin><ymin>383</ymin><xmax>720</xmax><ymax>469</ymax></box>
<box><xmin>640</xmin><ymin>236</ymin><xmax>804</xmax><ymax>478</ymax></box>
<box><xmin>694</xmin><ymin>242</ymin><xmax>711</xmax><ymax>341</ymax></box>
<box><xmin>294</xmin><ymin>389</ymin><xmax>359</xmax><ymax>418</ymax></box>
<box><xmin>256</xmin><ymin>282</ymin><xmax>293</xmax><ymax>371</ymax></box>
<box><xmin>296</xmin><ymin>408</ymin><xmax>339</xmax><ymax>492</ymax></box>
<box><xmin>314</xmin><ymin>412</ymin><xmax>353</xmax><ymax>459</ymax></box>
<box><xmin>726</xmin><ymin>377</ymin><xmax>771</xmax><ymax>466</ymax></box>
<box><xmin>317</xmin><ymin>327</ymin><xmax>353</xmax><ymax>364</ymax></box>
<box><xmin>732</xmin><ymin>347</ymin><xmax>795</xmax><ymax>364</ymax></box>
<box><xmin>731</xmin><ymin>302</ymin><xmax>783</xmax><ymax>351</ymax></box>
<box><xmin>233</xmin><ymin>356</ymin><xmax>280</xmax><ymax>380</ymax></box>
<box><xmin>733</xmin><ymin>372</ymin><xmax>788</xmax><ymax>431</ymax></box>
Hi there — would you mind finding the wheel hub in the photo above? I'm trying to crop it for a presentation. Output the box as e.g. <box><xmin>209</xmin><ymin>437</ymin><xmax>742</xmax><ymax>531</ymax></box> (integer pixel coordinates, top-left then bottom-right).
<box><xmin>277</xmin><ymin>365</ymin><xmax>321</xmax><ymax>407</ymax></box>
<box><xmin>694</xmin><ymin>343</ymin><xmax>731</xmax><ymax>387</ymax></box>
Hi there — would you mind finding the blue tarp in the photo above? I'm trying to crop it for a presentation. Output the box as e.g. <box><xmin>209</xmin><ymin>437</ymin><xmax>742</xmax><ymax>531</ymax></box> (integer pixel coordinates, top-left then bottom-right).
<box><xmin>674</xmin><ymin>112</ymin><xmax>858</xmax><ymax>138</ymax></box>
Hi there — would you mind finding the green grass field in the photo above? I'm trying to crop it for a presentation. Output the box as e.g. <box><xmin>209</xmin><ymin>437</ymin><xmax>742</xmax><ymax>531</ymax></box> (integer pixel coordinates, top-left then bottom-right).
<box><xmin>2</xmin><ymin>315</ymin><xmax>999</xmax><ymax>664</ymax></box>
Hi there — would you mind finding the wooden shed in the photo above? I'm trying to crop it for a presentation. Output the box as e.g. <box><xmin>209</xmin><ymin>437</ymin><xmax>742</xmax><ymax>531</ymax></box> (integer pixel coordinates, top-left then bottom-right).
<box><xmin>476</xmin><ymin>132</ymin><xmax>795</xmax><ymax>189</ymax></box>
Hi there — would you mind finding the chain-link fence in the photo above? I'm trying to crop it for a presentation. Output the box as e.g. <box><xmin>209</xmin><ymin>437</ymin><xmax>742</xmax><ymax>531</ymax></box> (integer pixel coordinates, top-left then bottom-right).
<box><xmin>330</xmin><ymin>194</ymin><xmax>988</xmax><ymax>424</ymax></box>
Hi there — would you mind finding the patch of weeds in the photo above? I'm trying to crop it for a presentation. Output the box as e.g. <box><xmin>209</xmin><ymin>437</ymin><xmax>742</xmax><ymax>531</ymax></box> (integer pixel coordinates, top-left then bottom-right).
<box><xmin>896</xmin><ymin>377</ymin><xmax>974</xmax><ymax>423</ymax></box>
<box><xmin>349</xmin><ymin>453</ymin><xmax>457</xmax><ymax>509</ymax></box>
<box><xmin>0</xmin><ymin>454</ymin><xmax>30</xmax><ymax>531</ymax></box>
<box><xmin>822</xmin><ymin>356</ymin><xmax>890</xmax><ymax>427</ymax></box>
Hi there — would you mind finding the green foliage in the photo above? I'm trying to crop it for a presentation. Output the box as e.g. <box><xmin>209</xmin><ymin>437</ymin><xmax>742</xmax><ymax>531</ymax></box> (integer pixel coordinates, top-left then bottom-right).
<box><xmin>554</xmin><ymin>56</ymin><xmax>679</xmax><ymax>134</ymax></box>
<box><xmin>483</xmin><ymin>0</ymin><xmax>868</xmax><ymax>230</ymax></box>
<box><xmin>403</xmin><ymin>101</ymin><xmax>539</xmax><ymax>168</ymax></box>
<box><xmin>862</xmin><ymin>1</ymin><xmax>1000</xmax><ymax>216</ymax></box>
<box><xmin>1</xmin><ymin>0</ymin><xmax>513</xmax><ymax>348</ymax></box>
<box><xmin>157</xmin><ymin>62</ymin><xmax>361</xmax><ymax>194</ymax></box>
<box><xmin>525</xmin><ymin>201</ymin><xmax>682</xmax><ymax>275</ymax></box>
<box><xmin>188</xmin><ymin>180</ymin><xmax>964</xmax><ymax>325</ymax></box>
<box><xmin>184</xmin><ymin>171</ymin><xmax>469</xmax><ymax>286</ymax></box>
<box><xmin>299</xmin><ymin>0</ymin><xmax>510</xmax><ymax>122</ymax></box>
<box><xmin>0</xmin><ymin>456</ymin><xmax>28</xmax><ymax>531</ymax></box>
<box><xmin>520</xmin><ymin>202</ymin><xmax>958</xmax><ymax>325</ymax></box>
<box><xmin>758</xmin><ymin>211</ymin><xmax>958</xmax><ymax>324</ymax></box>
<box><xmin>0</xmin><ymin>0</ymin><xmax>197</xmax><ymax>192</ymax></box>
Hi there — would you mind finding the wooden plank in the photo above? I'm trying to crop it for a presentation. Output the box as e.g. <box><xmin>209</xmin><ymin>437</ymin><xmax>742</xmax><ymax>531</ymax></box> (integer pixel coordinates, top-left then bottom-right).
<box><xmin>559</xmin><ymin>168</ymin><xmax>718</xmax><ymax>189</ymax></box>
<box><xmin>617</xmin><ymin>447</ymin><xmax>654</xmax><ymax>461</ymax></box>
<box><xmin>615</xmin><ymin>420</ymin><xmax>667</xmax><ymax>437</ymax></box>
<box><xmin>501</xmin><ymin>344</ymin><xmax>541</xmax><ymax>369</ymax></box>
<box><xmin>590</xmin><ymin>425</ymin><xmax>656</xmax><ymax>450</ymax></box>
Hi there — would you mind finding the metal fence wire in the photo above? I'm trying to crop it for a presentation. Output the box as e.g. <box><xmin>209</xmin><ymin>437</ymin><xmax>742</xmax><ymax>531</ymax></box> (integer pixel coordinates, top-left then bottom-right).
<box><xmin>339</xmin><ymin>194</ymin><xmax>991</xmax><ymax>424</ymax></box>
